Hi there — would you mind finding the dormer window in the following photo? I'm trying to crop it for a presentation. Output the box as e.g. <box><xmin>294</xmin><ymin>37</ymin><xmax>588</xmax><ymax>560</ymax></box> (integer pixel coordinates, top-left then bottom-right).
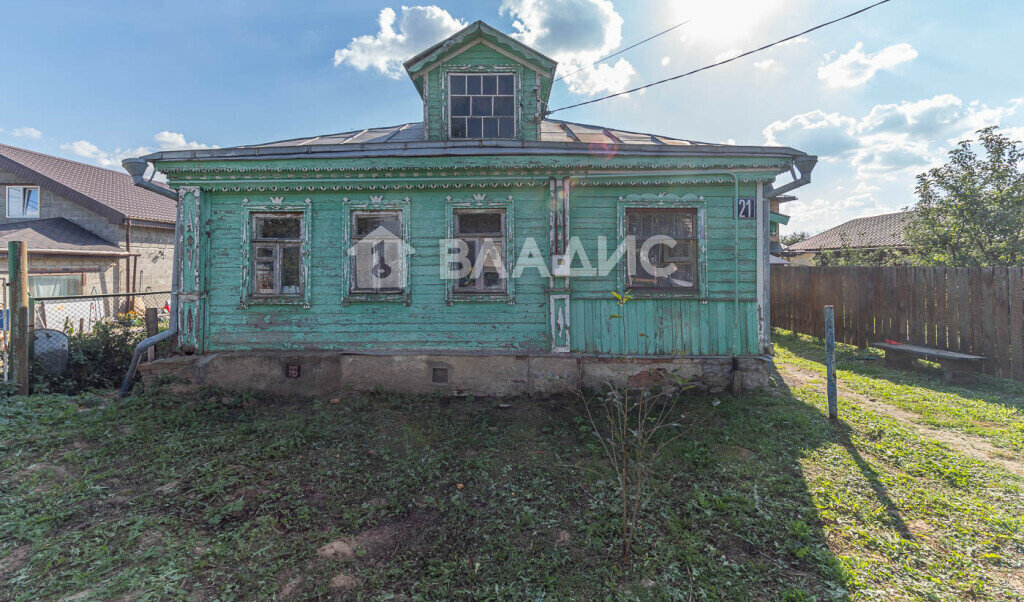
<box><xmin>449</xmin><ymin>73</ymin><xmax>516</xmax><ymax>139</ymax></box>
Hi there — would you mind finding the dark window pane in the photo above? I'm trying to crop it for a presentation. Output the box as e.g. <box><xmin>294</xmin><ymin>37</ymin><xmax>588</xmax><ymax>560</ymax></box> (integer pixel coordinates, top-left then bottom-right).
<box><xmin>450</xmin><ymin>74</ymin><xmax>465</xmax><ymax>94</ymax></box>
<box><xmin>451</xmin><ymin>117</ymin><xmax>467</xmax><ymax>138</ymax></box>
<box><xmin>281</xmin><ymin>245</ymin><xmax>301</xmax><ymax>293</ymax></box>
<box><xmin>483</xmin><ymin>118</ymin><xmax>498</xmax><ymax>138</ymax></box>
<box><xmin>493</xmin><ymin>96</ymin><xmax>514</xmax><ymax>116</ymax></box>
<box><xmin>471</xmin><ymin>96</ymin><xmax>491</xmax><ymax>116</ymax></box>
<box><xmin>498</xmin><ymin>74</ymin><xmax>514</xmax><ymax>94</ymax></box>
<box><xmin>468</xmin><ymin>118</ymin><xmax>482</xmax><ymax>138</ymax></box>
<box><xmin>255</xmin><ymin>261</ymin><xmax>275</xmax><ymax>293</ymax></box>
<box><xmin>457</xmin><ymin>212</ymin><xmax>502</xmax><ymax>234</ymax></box>
<box><xmin>355</xmin><ymin>214</ymin><xmax>401</xmax><ymax>238</ymax></box>
<box><xmin>664</xmin><ymin>262</ymin><xmax>695</xmax><ymax>289</ymax></box>
<box><xmin>483</xmin><ymin>269</ymin><xmax>502</xmax><ymax>287</ymax></box>
<box><xmin>256</xmin><ymin>246</ymin><xmax>275</xmax><ymax>259</ymax></box>
<box><xmin>481</xmin><ymin>75</ymin><xmax>497</xmax><ymax>95</ymax></box>
<box><xmin>466</xmin><ymin>75</ymin><xmax>481</xmax><ymax>94</ymax></box>
<box><xmin>498</xmin><ymin>117</ymin><xmax>515</xmax><ymax>138</ymax></box>
<box><xmin>451</xmin><ymin>96</ymin><xmax>470</xmax><ymax>116</ymax></box>
<box><xmin>256</xmin><ymin>216</ymin><xmax>301</xmax><ymax>240</ymax></box>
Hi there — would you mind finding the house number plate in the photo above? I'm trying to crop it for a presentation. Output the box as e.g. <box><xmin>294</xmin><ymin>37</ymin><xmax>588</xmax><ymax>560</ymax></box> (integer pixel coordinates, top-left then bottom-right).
<box><xmin>736</xmin><ymin>197</ymin><xmax>756</xmax><ymax>220</ymax></box>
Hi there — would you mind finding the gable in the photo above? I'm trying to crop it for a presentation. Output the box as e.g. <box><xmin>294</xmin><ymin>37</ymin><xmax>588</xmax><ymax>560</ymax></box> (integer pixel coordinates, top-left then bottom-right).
<box><xmin>404</xmin><ymin>21</ymin><xmax>557</xmax><ymax>99</ymax></box>
<box><xmin>404</xmin><ymin>21</ymin><xmax>557</xmax><ymax>143</ymax></box>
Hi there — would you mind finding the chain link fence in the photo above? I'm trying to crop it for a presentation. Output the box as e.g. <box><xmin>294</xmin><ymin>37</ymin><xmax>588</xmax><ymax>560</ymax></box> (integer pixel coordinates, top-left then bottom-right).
<box><xmin>25</xmin><ymin>291</ymin><xmax>172</xmax><ymax>390</ymax></box>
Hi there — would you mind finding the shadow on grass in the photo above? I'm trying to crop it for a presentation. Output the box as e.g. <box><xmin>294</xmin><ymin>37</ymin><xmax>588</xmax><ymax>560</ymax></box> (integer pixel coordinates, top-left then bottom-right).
<box><xmin>775</xmin><ymin>330</ymin><xmax>1024</xmax><ymax>412</ymax></box>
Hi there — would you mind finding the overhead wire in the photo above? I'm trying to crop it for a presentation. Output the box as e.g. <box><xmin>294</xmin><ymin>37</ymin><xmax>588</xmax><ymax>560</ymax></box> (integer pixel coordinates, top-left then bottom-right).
<box><xmin>546</xmin><ymin>0</ymin><xmax>894</xmax><ymax>115</ymax></box>
<box><xmin>553</xmin><ymin>19</ymin><xmax>692</xmax><ymax>83</ymax></box>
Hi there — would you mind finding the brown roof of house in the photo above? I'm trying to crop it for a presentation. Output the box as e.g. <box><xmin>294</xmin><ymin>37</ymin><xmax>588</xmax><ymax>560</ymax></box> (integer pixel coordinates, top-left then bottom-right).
<box><xmin>0</xmin><ymin>144</ymin><xmax>175</xmax><ymax>225</ymax></box>
<box><xmin>789</xmin><ymin>211</ymin><xmax>912</xmax><ymax>252</ymax></box>
<box><xmin>0</xmin><ymin>218</ymin><xmax>126</xmax><ymax>255</ymax></box>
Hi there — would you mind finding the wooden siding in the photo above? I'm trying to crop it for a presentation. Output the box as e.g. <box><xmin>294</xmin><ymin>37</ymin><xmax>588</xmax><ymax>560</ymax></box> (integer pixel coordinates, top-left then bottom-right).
<box><xmin>771</xmin><ymin>265</ymin><xmax>1024</xmax><ymax>380</ymax></box>
<box><xmin>568</xmin><ymin>184</ymin><xmax>760</xmax><ymax>355</ymax></box>
<box><xmin>199</xmin><ymin>182</ymin><xmax>763</xmax><ymax>356</ymax></box>
<box><xmin>204</xmin><ymin>187</ymin><xmax>552</xmax><ymax>352</ymax></box>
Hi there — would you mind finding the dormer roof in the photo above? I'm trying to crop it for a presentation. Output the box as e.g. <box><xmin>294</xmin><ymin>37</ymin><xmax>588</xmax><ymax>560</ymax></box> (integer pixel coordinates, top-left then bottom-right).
<box><xmin>402</xmin><ymin>20</ymin><xmax>558</xmax><ymax>105</ymax></box>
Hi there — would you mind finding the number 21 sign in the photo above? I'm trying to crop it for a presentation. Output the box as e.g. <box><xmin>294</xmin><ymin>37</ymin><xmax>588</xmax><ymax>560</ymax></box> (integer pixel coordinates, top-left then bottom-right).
<box><xmin>736</xmin><ymin>197</ymin><xmax>756</xmax><ymax>220</ymax></box>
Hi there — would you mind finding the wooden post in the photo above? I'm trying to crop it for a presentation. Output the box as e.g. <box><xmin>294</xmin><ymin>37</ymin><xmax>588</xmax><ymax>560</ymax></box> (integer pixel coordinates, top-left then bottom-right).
<box><xmin>8</xmin><ymin>241</ymin><xmax>29</xmax><ymax>395</ymax></box>
<box><xmin>145</xmin><ymin>307</ymin><xmax>158</xmax><ymax>362</ymax></box>
<box><xmin>825</xmin><ymin>305</ymin><xmax>838</xmax><ymax>419</ymax></box>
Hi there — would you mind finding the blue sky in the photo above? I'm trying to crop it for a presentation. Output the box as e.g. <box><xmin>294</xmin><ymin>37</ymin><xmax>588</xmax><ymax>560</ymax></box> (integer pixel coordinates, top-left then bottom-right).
<box><xmin>2</xmin><ymin>0</ymin><xmax>1022</xmax><ymax>233</ymax></box>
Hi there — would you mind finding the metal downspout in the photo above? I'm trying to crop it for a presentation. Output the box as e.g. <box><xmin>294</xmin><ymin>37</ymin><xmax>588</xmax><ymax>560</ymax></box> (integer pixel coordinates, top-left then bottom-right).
<box><xmin>120</xmin><ymin>158</ymin><xmax>181</xmax><ymax>397</ymax></box>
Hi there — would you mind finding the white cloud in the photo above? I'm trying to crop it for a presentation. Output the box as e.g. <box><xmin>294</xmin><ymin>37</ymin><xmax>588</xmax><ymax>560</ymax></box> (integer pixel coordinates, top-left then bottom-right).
<box><xmin>763</xmin><ymin>110</ymin><xmax>859</xmax><ymax>157</ymax></box>
<box><xmin>61</xmin><ymin>131</ymin><xmax>216</xmax><ymax>173</ymax></box>
<box><xmin>502</xmin><ymin>0</ymin><xmax>635</xmax><ymax>96</ymax></box>
<box><xmin>154</xmin><ymin>131</ymin><xmax>216</xmax><ymax>151</ymax></box>
<box><xmin>12</xmin><ymin>127</ymin><xmax>42</xmax><ymax>139</ymax></box>
<box><xmin>62</xmin><ymin>140</ymin><xmax>152</xmax><ymax>171</ymax></box>
<box><xmin>332</xmin><ymin>6</ymin><xmax>467</xmax><ymax>78</ymax></box>
<box><xmin>780</xmin><ymin>36</ymin><xmax>809</xmax><ymax>46</ymax></box>
<box><xmin>665</xmin><ymin>0</ymin><xmax>794</xmax><ymax>45</ymax></box>
<box><xmin>713</xmin><ymin>48</ymin><xmax>742</xmax><ymax>63</ymax></box>
<box><xmin>753</xmin><ymin>58</ymin><xmax>782</xmax><ymax>72</ymax></box>
<box><xmin>818</xmin><ymin>42</ymin><xmax>917</xmax><ymax>89</ymax></box>
<box><xmin>767</xmin><ymin>95</ymin><xmax>1024</xmax><ymax>232</ymax></box>
<box><xmin>660</xmin><ymin>56</ymin><xmax>670</xmax><ymax>66</ymax></box>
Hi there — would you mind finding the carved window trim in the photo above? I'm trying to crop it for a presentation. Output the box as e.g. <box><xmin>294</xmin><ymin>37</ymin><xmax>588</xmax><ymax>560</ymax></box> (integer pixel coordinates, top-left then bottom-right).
<box><xmin>239</xmin><ymin>198</ymin><xmax>312</xmax><ymax>308</ymax></box>
<box><xmin>616</xmin><ymin>193</ymin><xmax>707</xmax><ymax>300</ymax></box>
<box><xmin>341</xmin><ymin>196</ymin><xmax>412</xmax><ymax>305</ymax></box>
<box><xmin>445</xmin><ymin>194</ymin><xmax>515</xmax><ymax>304</ymax></box>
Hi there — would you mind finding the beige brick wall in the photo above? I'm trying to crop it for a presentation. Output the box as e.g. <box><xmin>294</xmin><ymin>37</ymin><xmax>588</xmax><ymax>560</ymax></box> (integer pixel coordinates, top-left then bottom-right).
<box><xmin>0</xmin><ymin>166</ymin><xmax>175</xmax><ymax>292</ymax></box>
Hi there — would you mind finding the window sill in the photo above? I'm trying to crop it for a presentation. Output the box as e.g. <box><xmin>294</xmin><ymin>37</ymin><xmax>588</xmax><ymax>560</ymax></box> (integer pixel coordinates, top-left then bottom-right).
<box><xmin>243</xmin><ymin>296</ymin><xmax>308</xmax><ymax>308</ymax></box>
<box><xmin>343</xmin><ymin>292</ymin><xmax>410</xmax><ymax>306</ymax></box>
<box><xmin>449</xmin><ymin>291</ymin><xmax>512</xmax><ymax>304</ymax></box>
<box><xmin>627</xmin><ymin>289</ymin><xmax>704</xmax><ymax>301</ymax></box>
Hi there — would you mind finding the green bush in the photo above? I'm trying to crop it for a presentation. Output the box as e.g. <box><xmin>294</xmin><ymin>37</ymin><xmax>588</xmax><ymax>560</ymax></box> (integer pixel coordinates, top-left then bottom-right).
<box><xmin>31</xmin><ymin>320</ymin><xmax>147</xmax><ymax>393</ymax></box>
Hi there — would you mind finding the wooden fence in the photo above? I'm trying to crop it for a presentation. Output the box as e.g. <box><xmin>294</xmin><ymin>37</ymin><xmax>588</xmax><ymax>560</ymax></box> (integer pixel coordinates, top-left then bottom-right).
<box><xmin>770</xmin><ymin>266</ymin><xmax>1024</xmax><ymax>380</ymax></box>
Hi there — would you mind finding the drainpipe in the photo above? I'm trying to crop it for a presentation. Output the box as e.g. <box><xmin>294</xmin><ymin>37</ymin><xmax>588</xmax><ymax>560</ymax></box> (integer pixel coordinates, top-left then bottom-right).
<box><xmin>766</xmin><ymin>156</ymin><xmax>817</xmax><ymax>198</ymax></box>
<box><xmin>119</xmin><ymin>157</ymin><xmax>180</xmax><ymax>397</ymax></box>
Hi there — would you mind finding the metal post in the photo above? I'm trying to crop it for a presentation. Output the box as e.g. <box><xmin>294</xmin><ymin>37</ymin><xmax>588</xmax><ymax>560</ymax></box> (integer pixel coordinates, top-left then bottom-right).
<box><xmin>825</xmin><ymin>305</ymin><xmax>838</xmax><ymax>419</ymax></box>
<box><xmin>145</xmin><ymin>307</ymin><xmax>158</xmax><ymax>362</ymax></box>
<box><xmin>8</xmin><ymin>241</ymin><xmax>29</xmax><ymax>395</ymax></box>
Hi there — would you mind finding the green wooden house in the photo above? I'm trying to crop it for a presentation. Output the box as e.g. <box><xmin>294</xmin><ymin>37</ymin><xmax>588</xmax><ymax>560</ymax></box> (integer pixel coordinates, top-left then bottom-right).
<box><xmin>126</xmin><ymin>21</ymin><xmax>815</xmax><ymax>395</ymax></box>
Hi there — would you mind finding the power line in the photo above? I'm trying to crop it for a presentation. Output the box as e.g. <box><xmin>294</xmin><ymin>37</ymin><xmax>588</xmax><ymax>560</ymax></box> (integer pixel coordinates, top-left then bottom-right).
<box><xmin>553</xmin><ymin>19</ymin><xmax>692</xmax><ymax>83</ymax></box>
<box><xmin>546</xmin><ymin>0</ymin><xmax>894</xmax><ymax>116</ymax></box>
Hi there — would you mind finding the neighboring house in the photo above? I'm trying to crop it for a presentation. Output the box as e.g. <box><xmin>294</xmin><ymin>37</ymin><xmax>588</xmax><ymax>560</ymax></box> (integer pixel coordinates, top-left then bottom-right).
<box><xmin>130</xmin><ymin>21</ymin><xmax>815</xmax><ymax>394</ymax></box>
<box><xmin>785</xmin><ymin>211</ymin><xmax>912</xmax><ymax>265</ymax></box>
<box><xmin>0</xmin><ymin>144</ymin><xmax>176</xmax><ymax>299</ymax></box>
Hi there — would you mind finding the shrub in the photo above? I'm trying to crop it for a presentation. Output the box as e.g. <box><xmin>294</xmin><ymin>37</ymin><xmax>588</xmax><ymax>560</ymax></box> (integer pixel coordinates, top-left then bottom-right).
<box><xmin>31</xmin><ymin>320</ymin><xmax>147</xmax><ymax>393</ymax></box>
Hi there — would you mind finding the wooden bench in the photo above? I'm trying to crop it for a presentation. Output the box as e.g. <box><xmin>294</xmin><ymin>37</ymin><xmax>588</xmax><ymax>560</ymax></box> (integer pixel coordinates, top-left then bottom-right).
<box><xmin>870</xmin><ymin>342</ymin><xmax>985</xmax><ymax>384</ymax></box>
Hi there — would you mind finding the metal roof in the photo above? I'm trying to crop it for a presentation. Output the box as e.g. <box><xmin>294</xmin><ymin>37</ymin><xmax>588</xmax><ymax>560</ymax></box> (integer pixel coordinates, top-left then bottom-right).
<box><xmin>0</xmin><ymin>144</ymin><xmax>176</xmax><ymax>224</ymax></box>
<box><xmin>142</xmin><ymin>120</ymin><xmax>809</xmax><ymax>162</ymax></box>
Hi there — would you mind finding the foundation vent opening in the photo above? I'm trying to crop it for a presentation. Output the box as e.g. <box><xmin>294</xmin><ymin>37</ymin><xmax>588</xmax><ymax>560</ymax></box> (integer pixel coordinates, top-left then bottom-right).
<box><xmin>432</xmin><ymin>367</ymin><xmax>449</xmax><ymax>384</ymax></box>
<box><xmin>286</xmin><ymin>363</ymin><xmax>301</xmax><ymax>378</ymax></box>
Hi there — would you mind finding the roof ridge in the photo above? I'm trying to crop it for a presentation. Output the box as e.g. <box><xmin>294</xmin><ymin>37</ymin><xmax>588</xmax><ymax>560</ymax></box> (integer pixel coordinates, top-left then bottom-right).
<box><xmin>0</xmin><ymin>142</ymin><xmax>132</xmax><ymax>178</ymax></box>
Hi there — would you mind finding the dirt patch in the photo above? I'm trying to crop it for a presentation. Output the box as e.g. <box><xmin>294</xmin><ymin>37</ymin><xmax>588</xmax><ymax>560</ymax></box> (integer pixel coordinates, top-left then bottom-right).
<box><xmin>329</xmin><ymin>572</ymin><xmax>361</xmax><ymax>591</ymax></box>
<box><xmin>0</xmin><ymin>545</ymin><xmax>30</xmax><ymax>579</ymax></box>
<box><xmin>716</xmin><ymin>444</ymin><xmax>757</xmax><ymax>461</ymax></box>
<box><xmin>318</xmin><ymin>510</ymin><xmax>440</xmax><ymax>563</ymax></box>
<box><xmin>778</xmin><ymin>364</ymin><xmax>1024</xmax><ymax>477</ymax></box>
<box><xmin>555</xmin><ymin>530</ymin><xmax>571</xmax><ymax>546</ymax></box>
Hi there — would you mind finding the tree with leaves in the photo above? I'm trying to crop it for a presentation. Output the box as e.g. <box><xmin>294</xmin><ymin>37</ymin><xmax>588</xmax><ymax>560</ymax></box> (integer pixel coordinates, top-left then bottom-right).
<box><xmin>780</xmin><ymin>231</ymin><xmax>810</xmax><ymax>246</ymax></box>
<box><xmin>907</xmin><ymin>127</ymin><xmax>1024</xmax><ymax>266</ymax></box>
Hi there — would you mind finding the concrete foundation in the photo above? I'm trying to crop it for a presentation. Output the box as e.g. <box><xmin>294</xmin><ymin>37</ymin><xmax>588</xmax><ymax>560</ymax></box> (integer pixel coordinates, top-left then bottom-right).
<box><xmin>137</xmin><ymin>351</ymin><xmax>772</xmax><ymax>397</ymax></box>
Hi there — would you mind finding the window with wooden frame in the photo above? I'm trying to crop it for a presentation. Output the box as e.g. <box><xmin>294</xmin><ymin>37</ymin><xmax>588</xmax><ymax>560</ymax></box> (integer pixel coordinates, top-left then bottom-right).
<box><xmin>625</xmin><ymin>208</ymin><xmax>699</xmax><ymax>291</ymax></box>
<box><xmin>448</xmin><ymin>73</ymin><xmax>516</xmax><ymax>139</ymax></box>
<box><xmin>251</xmin><ymin>213</ymin><xmax>303</xmax><ymax>297</ymax></box>
<box><xmin>453</xmin><ymin>209</ymin><xmax>507</xmax><ymax>294</ymax></box>
<box><xmin>350</xmin><ymin>211</ymin><xmax>405</xmax><ymax>294</ymax></box>
<box><xmin>6</xmin><ymin>186</ymin><xmax>40</xmax><ymax>218</ymax></box>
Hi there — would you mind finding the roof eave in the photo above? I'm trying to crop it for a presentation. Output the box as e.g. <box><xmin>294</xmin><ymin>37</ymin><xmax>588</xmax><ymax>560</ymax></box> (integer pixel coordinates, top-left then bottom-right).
<box><xmin>144</xmin><ymin>143</ymin><xmax>809</xmax><ymax>163</ymax></box>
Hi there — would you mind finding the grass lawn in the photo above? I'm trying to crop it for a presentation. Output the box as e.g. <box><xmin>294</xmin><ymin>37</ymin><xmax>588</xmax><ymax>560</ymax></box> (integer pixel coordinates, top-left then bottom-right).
<box><xmin>1</xmin><ymin>332</ymin><xmax>1022</xmax><ymax>600</ymax></box>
